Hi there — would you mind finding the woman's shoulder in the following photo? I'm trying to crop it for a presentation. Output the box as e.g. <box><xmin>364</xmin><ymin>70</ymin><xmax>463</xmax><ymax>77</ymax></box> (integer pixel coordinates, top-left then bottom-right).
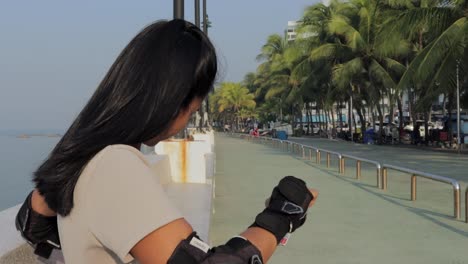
<box><xmin>96</xmin><ymin>144</ymin><xmax>151</xmax><ymax>168</ymax></box>
<box><xmin>77</xmin><ymin>144</ymin><xmax>153</xmax><ymax>191</ymax></box>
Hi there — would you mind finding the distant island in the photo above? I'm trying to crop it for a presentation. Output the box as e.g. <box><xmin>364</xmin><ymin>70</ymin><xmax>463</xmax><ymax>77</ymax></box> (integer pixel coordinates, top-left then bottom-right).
<box><xmin>16</xmin><ymin>133</ymin><xmax>62</xmax><ymax>138</ymax></box>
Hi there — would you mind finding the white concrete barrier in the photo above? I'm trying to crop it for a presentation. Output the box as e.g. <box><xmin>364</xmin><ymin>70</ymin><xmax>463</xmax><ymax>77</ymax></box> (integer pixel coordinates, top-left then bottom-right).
<box><xmin>144</xmin><ymin>154</ymin><xmax>173</xmax><ymax>185</ymax></box>
<box><xmin>0</xmin><ymin>205</ymin><xmax>24</xmax><ymax>256</ymax></box>
<box><xmin>155</xmin><ymin>139</ymin><xmax>212</xmax><ymax>183</ymax></box>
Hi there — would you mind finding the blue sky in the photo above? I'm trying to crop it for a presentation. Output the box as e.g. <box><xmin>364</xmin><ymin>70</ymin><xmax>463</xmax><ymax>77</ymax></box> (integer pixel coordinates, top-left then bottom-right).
<box><xmin>0</xmin><ymin>0</ymin><xmax>320</xmax><ymax>130</ymax></box>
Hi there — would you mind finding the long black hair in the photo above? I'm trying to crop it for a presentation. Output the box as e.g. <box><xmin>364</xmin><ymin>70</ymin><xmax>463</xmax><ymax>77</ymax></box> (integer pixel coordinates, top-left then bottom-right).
<box><xmin>34</xmin><ymin>19</ymin><xmax>217</xmax><ymax>216</ymax></box>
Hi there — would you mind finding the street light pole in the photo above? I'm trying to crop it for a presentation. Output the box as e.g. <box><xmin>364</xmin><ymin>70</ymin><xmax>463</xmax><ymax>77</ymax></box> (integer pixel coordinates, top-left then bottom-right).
<box><xmin>194</xmin><ymin>0</ymin><xmax>200</xmax><ymax>27</ymax></box>
<box><xmin>350</xmin><ymin>92</ymin><xmax>353</xmax><ymax>141</ymax></box>
<box><xmin>173</xmin><ymin>0</ymin><xmax>184</xmax><ymax>19</ymax></box>
<box><xmin>173</xmin><ymin>0</ymin><xmax>186</xmax><ymax>139</ymax></box>
<box><xmin>202</xmin><ymin>0</ymin><xmax>211</xmax><ymax>129</ymax></box>
<box><xmin>456</xmin><ymin>60</ymin><xmax>461</xmax><ymax>153</ymax></box>
<box><xmin>203</xmin><ymin>0</ymin><xmax>208</xmax><ymax>34</ymax></box>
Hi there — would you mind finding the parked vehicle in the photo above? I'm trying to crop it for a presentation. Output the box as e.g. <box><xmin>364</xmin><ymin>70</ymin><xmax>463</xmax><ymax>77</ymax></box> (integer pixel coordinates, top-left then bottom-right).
<box><xmin>404</xmin><ymin>120</ymin><xmax>435</xmax><ymax>139</ymax></box>
<box><xmin>296</xmin><ymin>124</ymin><xmax>320</xmax><ymax>135</ymax></box>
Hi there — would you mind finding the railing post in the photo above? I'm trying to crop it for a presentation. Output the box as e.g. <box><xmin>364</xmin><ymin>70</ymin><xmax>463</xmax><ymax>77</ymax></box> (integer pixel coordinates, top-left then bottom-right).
<box><xmin>465</xmin><ymin>187</ymin><xmax>467</xmax><ymax>223</ymax></box>
<box><xmin>309</xmin><ymin>149</ymin><xmax>312</xmax><ymax>160</ymax></box>
<box><xmin>454</xmin><ymin>187</ymin><xmax>460</xmax><ymax>219</ymax></box>
<box><xmin>302</xmin><ymin>146</ymin><xmax>305</xmax><ymax>159</ymax></box>
<box><xmin>382</xmin><ymin>168</ymin><xmax>388</xmax><ymax>191</ymax></box>
<box><xmin>377</xmin><ymin>166</ymin><xmax>382</xmax><ymax>189</ymax></box>
<box><xmin>341</xmin><ymin>157</ymin><xmax>345</xmax><ymax>175</ymax></box>
<box><xmin>338</xmin><ymin>156</ymin><xmax>342</xmax><ymax>173</ymax></box>
<box><xmin>316</xmin><ymin>150</ymin><xmax>321</xmax><ymax>164</ymax></box>
<box><xmin>327</xmin><ymin>153</ymin><xmax>331</xmax><ymax>168</ymax></box>
<box><xmin>356</xmin><ymin>160</ymin><xmax>361</xmax><ymax>180</ymax></box>
<box><xmin>411</xmin><ymin>174</ymin><xmax>417</xmax><ymax>201</ymax></box>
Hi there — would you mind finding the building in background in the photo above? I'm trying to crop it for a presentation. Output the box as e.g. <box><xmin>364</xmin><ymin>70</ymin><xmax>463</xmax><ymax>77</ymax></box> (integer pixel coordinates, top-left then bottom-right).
<box><xmin>286</xmin><ymin>21</ymin><xmax>297</xmax><ymax>42</ymax></box>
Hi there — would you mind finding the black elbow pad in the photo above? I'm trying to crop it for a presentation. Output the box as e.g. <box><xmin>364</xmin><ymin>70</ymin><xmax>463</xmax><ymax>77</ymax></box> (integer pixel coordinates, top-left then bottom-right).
<box><xmin>15</xmin><ymin>191</ymin><xmax>61</xmax><ymax>259</ymax></box>
<box><xmin>167</xmin><ymin>233</ymin><xmax>263</xmax><ymax>264</ymax></box>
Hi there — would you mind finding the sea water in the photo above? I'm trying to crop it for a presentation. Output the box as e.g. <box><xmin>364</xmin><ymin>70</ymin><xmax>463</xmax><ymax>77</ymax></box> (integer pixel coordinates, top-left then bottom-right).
<box><xmin>0</xmin><ymin>135</ymin><xmax>60</xmax><ymax>211</ymax></box>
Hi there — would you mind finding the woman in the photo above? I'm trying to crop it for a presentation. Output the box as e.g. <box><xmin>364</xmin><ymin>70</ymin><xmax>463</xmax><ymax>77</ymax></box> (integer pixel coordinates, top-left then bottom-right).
<box><xmin>16</xmin><ymin>19</ymin><xmax>318</xmax><ymax>264</ymax></box>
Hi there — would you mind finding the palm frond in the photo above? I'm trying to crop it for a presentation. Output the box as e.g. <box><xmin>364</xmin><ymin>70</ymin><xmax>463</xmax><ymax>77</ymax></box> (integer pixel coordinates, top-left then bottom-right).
<box><xmin>332</xmin><ymin>57</ymin><xmax>363</xmax><ymax>89</ymax></box>
<box><xmin>328</xmin><ymin>15</ymin><xmax>366</xmax><ymax>51</ymax></box>
<box><xmin>369</xmin><ymin>59</ymin><xmax>398</xmax><ymax>89</ymax></box>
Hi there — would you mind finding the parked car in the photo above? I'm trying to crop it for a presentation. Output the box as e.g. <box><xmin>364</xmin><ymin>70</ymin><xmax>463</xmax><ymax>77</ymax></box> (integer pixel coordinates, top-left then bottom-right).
<box><xmin>404</xmin><ymin>120</ymin><xmax>435</xmax><ymax>138</ymax></box>
<box><xmin>296</xmin><ymin>124</ymin><xmax>320</xmax><ymax>134</ymax></box>
<box><xmin>335</xmin><ymin>124</ymin><xmax>350</xmax><ymax>132</ymax></box>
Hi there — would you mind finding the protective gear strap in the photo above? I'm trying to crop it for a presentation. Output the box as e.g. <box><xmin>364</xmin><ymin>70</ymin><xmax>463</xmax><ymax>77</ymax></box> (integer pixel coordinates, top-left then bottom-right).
<box><xmin>167</xmin><ymin>233</ymin><xmax>263</xmax><ymax>264</ymax></box>
<box><xmin>251</xmin><ymin>176</ymin><xmax>313</xmax><ymax>244</ymax></box>
<box><xmin>15</xmin><ymin>191</ymin><xmax>61</xmax><ymax>259</ymax></box>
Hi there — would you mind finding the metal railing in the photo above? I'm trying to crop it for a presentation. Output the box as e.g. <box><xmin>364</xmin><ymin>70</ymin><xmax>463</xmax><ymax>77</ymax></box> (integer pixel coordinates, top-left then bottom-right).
<box><xmin>381</xmin><ymin>164</ymin><xmax>461</xmax><ymax>219</ymax></box>
<box><xmin>229</xmin><ymin>133</ymin><xmax>464</xmax><ymax>222</ymax></box>
<box><xmin>340</xmin><ymin>154</ymin><xmax>382</xmax><ymax>188</ymax></box>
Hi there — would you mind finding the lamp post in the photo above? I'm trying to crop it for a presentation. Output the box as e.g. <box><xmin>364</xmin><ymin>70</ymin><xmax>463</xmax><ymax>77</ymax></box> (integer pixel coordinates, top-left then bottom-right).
<box><xmin>203</xmin><ymin>0</ymin><xmax>208</xmax><ymax>34</ymax></box>
<box><xmin>203</xmin><ymin>0</ymin><xmax>211</xmax><ymax>129</ymax></box>
<box><xmin>350</xmin><ymin>92</ymin><xmax>353</xmax><ymax>141</ymax></box>
<box><xmin>456</xmin><ymin>59</ymin><xmax>461</xmax><ymax>153</ymax></box>
<box><xmin>173</xmin><ymin>0</ymin><xmax>184</xmax><ymax>19</ymax></box>
<box><xmin>195</xmin><ymin>0</ymin><xmax>200</xmax><ymax>27</ymax></box>
<box><xmin>173</xmin><ymin>0</ymin><xmax>186</xmax><ymax>139</ymax></box>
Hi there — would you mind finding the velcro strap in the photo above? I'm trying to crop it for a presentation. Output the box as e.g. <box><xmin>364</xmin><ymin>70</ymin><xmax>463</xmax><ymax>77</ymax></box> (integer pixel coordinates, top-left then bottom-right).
<box><xmin>252</xmin><ymin>210</ymin><xmax>290</xmax><ymax>244</ymax></box>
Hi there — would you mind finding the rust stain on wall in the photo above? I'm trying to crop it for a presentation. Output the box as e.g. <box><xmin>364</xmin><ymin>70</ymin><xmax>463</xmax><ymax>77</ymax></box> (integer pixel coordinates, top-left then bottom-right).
<box><xmin>180</xmin><ymin>140</ymin><xmax>187</xmax><ymax>182</ymax></box>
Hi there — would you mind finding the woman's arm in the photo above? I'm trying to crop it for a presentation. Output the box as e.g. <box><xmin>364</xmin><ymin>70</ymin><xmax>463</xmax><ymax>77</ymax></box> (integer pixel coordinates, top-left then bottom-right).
<box><xmin>16</xmin><ymin>190</ymin><xmax>61</xmax><ymax>259</ymax></box>
<box><xmin>131</xmin><ymin>178</ymin><xmax>318</xmax><ymax>264</ymax></box>
<box><xmin>31</xmin><ymin>189</ymin><xmax>56</xmax><ymax>216</ymax></box>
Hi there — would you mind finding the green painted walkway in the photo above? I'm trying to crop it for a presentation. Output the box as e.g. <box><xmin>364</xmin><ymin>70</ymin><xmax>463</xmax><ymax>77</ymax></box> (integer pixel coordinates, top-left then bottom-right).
<box><xmin>210</xmin><ymin>134</ymin><xmax>468</xmax><ymax>264</ymax></box>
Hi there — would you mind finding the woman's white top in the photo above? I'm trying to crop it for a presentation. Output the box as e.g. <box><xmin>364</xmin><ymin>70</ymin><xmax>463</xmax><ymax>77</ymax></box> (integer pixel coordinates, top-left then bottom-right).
<box><xmin>58</xmin><ymin>144</ymin><xmax>182</xmax><ymax>263</ymax></box>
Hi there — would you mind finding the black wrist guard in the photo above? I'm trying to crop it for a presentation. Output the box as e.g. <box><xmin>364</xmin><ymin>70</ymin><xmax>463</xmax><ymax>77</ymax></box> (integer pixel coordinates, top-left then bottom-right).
<box><xmin>167</xmin><ymin>232</ymin><xmax>263</xmax><ymax>264</ymax></box>
<box><xmin>15</xmin><ymin>191</ymin><xmax>61</xmax><ymax>259</ymax></box>
<box><xmin>251</xmin><ymin>176</ymin><xmax>313</xmax><ymax>244</ymax></box>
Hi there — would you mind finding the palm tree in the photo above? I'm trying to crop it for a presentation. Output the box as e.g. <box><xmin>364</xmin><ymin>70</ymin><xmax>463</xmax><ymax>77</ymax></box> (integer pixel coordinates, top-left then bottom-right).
<box><xmin>254</xmin><ymin>34</ymin><xmax>307</xmax><ymax>128</ymax></box>
<box><xmin>393</xmin><ymin>0</ymin><xmax>468</xmax><ymax>142</ymax></box>
<box><xmin>309</xmin><ymin>0</ymin><xmax>408</xmax><ymax>141</ymax></box>
<box><xmin>211</xmin><ymin>82</ymin><xmax>256</xmax><ymax>130</ymax></box>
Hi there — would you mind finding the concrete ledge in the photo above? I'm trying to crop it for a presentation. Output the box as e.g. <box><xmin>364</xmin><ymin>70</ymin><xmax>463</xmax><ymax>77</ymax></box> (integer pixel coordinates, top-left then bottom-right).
<box><xmin>0</xmin><ymin>205</ymin><xmax>64</xmax><ymax>264</ymax></box>
<box><xmin>0</xmin><ymin>205</ymin><xmax>23</xmax><ymax>255</ymax></box>
<box><xmin>163</xmin><ymin>182</ymin><xmax>213</xmax><ymax>242</ymax></box>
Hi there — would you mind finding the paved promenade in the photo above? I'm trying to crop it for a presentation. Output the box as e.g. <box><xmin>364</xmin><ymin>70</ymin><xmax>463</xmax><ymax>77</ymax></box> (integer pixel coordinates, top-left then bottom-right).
<box><xmin>210</xmin><ymin>134</ymin><xmax>468</xmax><ymax>264</ymax></box>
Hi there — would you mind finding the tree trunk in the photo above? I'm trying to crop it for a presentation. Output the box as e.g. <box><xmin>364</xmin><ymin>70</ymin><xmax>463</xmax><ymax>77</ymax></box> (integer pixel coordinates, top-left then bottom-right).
<box><xmin>316</xmin><ymin>105</ymin><xmax>321</xmax><ymax>133</ymax></box>
<box><xmin>325</xmin><ymin>107</ymin><xmax>330</xmax><ymax>133</ymax></box>
<box><xmin>447</xmin><ymin>92</ymin><xmax>454</xmax><ymax>145</ymax></box>
<box><xmin>408</xmin><ymin>87</ymin><xmax>417</xmax><ymax>127</ymax></box>
<box><xmin>424</xmin><ymin>109</ymin><xmax>430</xmax><ymax>145</ymax></box>
<box><xmin>357</xmin><ymin>107</ymin><xmax>366</xmax><ymax>135</ymax></box>
<box><xmin>371</xmin><ymin>105</ymin><xmax>376</xmax><ymax>131</ymax></box>
<box><xmin>397</xmin><ymin>95</ymin><xmax>404</xmax><ymax>143</ymax></box>
<box><xmin>331</xmin><ymin>106</ymin><xmax>336</xmax><ymax>137</ymax></box>
<box><xmin>339</xmin><ymin>101</ymin><xmax>344</xmax><ymax>129</ymax></box>
<box><xmin>376</xmin><ymin>104</ymin><xmax>384</xmax><ymax>143</ymax></box>
<box><xmin>353</xmin><ymin>108</ymin><xmax>357</xmax><ymax>137</ymax></box>
<box><xmin>348</xmin><ymin>100</ymin><xmax>352</xmax><ymax>132</ymax></box>
<box><xmin>442</xmin><ymin>93</ymin><xmax>447</xmax><ymax>116</ymax></box>
<box><xmin>389</xmin><ymin>96</ymin><xmax>395</xmax><ymax>123</ymax></box>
